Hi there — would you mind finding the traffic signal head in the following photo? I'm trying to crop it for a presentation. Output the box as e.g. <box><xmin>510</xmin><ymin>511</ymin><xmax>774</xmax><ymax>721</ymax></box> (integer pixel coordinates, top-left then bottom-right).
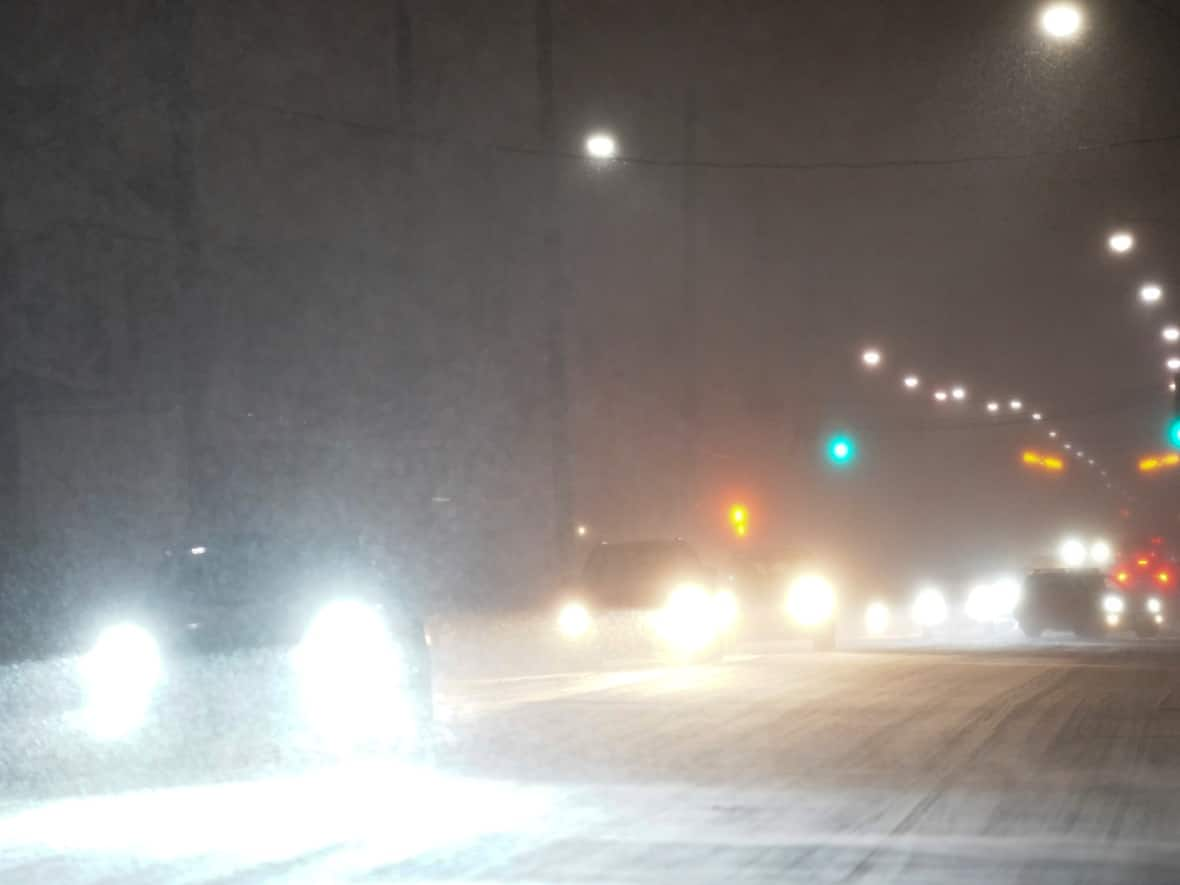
<box><xmin>1169</xmin><ymin>416</ymin><xmax>1180</xmax><ymax>449</ymax></box>
<box><xmin>729</xmin><ymin>505</ymin><xmax>749</xmax><ymax>538</ymax></box>
<box><xmin>826</xmin><ymin>434</ymin><xmax>857</xmax><ymax>466</ymax></box>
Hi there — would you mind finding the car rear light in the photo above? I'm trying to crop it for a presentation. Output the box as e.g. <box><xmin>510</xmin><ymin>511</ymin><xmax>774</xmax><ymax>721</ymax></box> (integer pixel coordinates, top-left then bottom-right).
<box><xmin>1116</xmin><ymin>571</ymin><xmax>1130</xmax><ymax>585</ymax></box>
<box><xmin>1158</xmin><ymin>571</ymin><xmax>1172</xmax><ymax>587</ymax></box>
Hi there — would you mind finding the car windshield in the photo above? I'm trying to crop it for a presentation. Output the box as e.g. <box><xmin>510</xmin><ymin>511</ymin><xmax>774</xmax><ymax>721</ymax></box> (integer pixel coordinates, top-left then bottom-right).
<box><xmin>583</xmin><ymin>542</ymin><xmax>705</xmax><ymax>606</ymax></box>
<box><xmin>9</xmin><ymin>1</ymin><xmax>1180</xmax><ymax>882</ymax></box>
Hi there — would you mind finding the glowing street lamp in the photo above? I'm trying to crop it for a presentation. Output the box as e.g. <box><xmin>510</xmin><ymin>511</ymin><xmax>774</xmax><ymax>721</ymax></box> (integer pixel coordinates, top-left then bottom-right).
<box><xmin>584</xmin><ymin>132</ymin><xmax>618</xmax><ymax>160</ymax></box>
<box><xmin>1167</xmin><ymin>357</ymin><xmax>1180</xmax><ymax>372</ymax></box>
<box><xmin>903</xmin><ymin>374</ymin><xmax>920</xmax><ymax>390</ymax></box>
<box><xmin>1164</xmin><ymin>326</ymin><xmax>1179</xmax><ymax>343</ymax></box>
<box><xmin>1040</xmin><ymin>3</ymin><xmax>1083</xmax><ymax>39</ymax></box>
<box><xmin>1009</xmin><ymin>399</ymin><xmax>1023</xmax><ymax>412</ymax></box>
<box><xmin>933</xmin><ymin>390</ymin><xmax>949</xmax><ymax>403</ymax></box>
<box><xmin>1141</xmin><ymin>284</ymin><xmax>1163</xmax><ymax>304</ymax></box>
<box><xmin>951</xmin><ymin>385</ymin><xmax>967</xmax><ymax>401</ymax></box>
<box><xmin>861</xmin><ymin>348</ymin><xmax>882</xmax><ymax>369</ymax></box>
<box><xmin>987</xmin><ymin>401</ymin><xmax>1000</xmax><ymax>414</ymax></box>
<box><xmin>1108</xmin><ymin>231</ymin><xmax>1135</xmax><ymax>254</ymax></box>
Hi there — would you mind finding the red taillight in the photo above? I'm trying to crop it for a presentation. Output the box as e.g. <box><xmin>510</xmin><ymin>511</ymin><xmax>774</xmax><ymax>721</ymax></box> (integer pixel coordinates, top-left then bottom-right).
<box><xmin>1138</xmin><ymin>558</ymin><xmax>1150</xmax><ymax>567</ymax></box>
<box><xmin>1157</xmin><ymin>571</ymin><xmax>1172</xmax><ymax>586</ymax></box>
<box><xmin>1116</xmin><ymin>571</ymin><xmax>1130</xmax><ymax>585</ymax></box>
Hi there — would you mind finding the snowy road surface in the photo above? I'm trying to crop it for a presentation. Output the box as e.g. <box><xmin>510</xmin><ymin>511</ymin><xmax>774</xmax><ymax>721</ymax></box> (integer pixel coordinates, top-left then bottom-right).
<box><xmin>6</xmin><ymin>640</ymin><xmax>1180</xmax><ymax>882</ymax></box>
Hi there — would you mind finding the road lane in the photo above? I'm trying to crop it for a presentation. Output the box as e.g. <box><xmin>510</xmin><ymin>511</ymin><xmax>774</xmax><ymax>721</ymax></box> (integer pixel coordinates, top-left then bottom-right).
<box><xmin>7</xmin><ymin>640</ymin><xmax>1180</xmax><ymax>882</ymax></box>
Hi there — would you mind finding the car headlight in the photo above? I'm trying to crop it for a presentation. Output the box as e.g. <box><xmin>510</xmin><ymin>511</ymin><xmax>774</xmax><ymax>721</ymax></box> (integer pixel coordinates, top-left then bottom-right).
<box><xmin>558</xmin><ymin>602</ymin><xmax>592</xmax><ymax>639</ymax></box>
<box><xmin>911</xmin><ymin>587</ymin><xmax>948</xmax><ymax>629</ymax></box>
<box><xmin>785</xmin><ymin>575</ymin><xmax>837</xmax><ymax>628</ymax></box>
<box><xmin>79</xmin><ymin>623</ymin><xmax>162</xmax><ymax>739</ymax></box>
<box><xmin>1102</xmin><ymin>594</ymin><xmax>1125</xmax><ymax>615</ymax></box>
<box><xmin>864</xmin><ymin>601</ymin><xmax>890</xmax><ymax>636</ymax></box>
<box><xmin>965</xmin><ymin>578</ymin><xmax>1021</xmax><ymax>624</ymax></box>
<box><xmin>293</xmin><ymin>600</ymin><xmax>409</xmax><ymax>748</ymax></box>
<box><xmin>650</xmin><ymin>584</ymin><xmax>718</xmax><ymax>652</ymax></box>
<box><xmin>713</xmin><ymin>590</ymin><xmax>740</xmax><ymax>631</ymax></box>
<box><xmin>1147</xmin><ymin>596</ymin><xmax>1163</xmax><ymax>615</ymax></box>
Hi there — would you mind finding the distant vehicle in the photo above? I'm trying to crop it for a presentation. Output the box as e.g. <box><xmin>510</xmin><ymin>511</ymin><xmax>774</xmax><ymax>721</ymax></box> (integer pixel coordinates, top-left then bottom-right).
<box><xmin>1017</xmin><ymin>568</ymin><xmax>1163</xmax><ymax>639</ymax></box>
<box><xmin>722</xmin><ymin>558</ymin><xmax>839</xmax><ymax>651</ymax></box>
<box><xmin>1112</xmin><ymin>544</ymin><xmax>1175</xmax><ymax>599</ymax></box>
<box><xmin>73</xmin><ymin>534</ymin><xmax>433</xmax><ymax>758</ymax></box>
<box><xmin>555</xmin><ymin>540</ymin><xmax>735</xmax><ymax>661</ymax></box>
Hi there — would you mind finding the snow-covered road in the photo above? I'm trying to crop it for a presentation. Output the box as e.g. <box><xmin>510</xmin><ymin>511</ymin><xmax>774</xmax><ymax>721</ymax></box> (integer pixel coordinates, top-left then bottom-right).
<box><xmin>6</xmin><ymin>640</ymin><xmax>1180</xmax><ymax>882</ymax></box>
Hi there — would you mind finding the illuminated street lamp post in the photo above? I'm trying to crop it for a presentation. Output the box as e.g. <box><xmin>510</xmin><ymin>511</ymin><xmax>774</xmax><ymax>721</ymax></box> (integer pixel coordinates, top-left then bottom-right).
<box><xmin>584</xmin><ymin>132</ymin><xmax>618</xmax><ymax>161</ymax></box>
<box><xmin>1108</xmin><ymin>231</ymin><xmax>1135</xmax><ymax>254</ymax></box>
<box><xmin>1040</xmin><ymin>3</ymin><xmax>1083</xmax><ymax>39</ymax></box>
<box><xmin>1141</xmin><ymin>284</ymin><xmax>1164</xmax><ymax>305</ymax></box>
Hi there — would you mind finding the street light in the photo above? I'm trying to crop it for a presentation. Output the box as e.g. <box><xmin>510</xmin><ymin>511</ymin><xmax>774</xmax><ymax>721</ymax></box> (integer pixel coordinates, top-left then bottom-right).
<box><xmin>584</xmin><ymin>132</ymin><xmax>618</xmax><ymax>160</ymax></box>
<box><xmin>1040</xmin><ymin>3</ymin><xmax>1083</xmax><ymax>39</ymax></box>
<box><xmin>933</xmin><ymin>389</ymin><xmax>948</xmax><ymax>402</ymax></box>
<box><xmin>1108</xmin><ymin>231</ymin><xmax>1135</xmax><ymax>254</ymax></box>
<box><xmin>1032</xmin><ymin>412</ymin><xmax>1043</xmax><ymax>422</ymax></box>
<box><xmin>1141</xmin><ymin>284</ymin><xmax>1164</xmax><ymax>304</ymax></box>
<box><xmin>1010</xmin><ymin>399</ymin><xmax>1023</xmax><ymax>412</ymax></box>
<box><xmin>1164</xmin><ymin>326</ymin><xmax>1179</xmax><ymax>343</ymax></box>
<box><xmin>951</xmin><ymin>385</ymin><xmax>967</xmax><ymax>401</ymax></box>
<box><xmin>1168</xmin><ymin>357</ymin><xmax>1180</xmax><ymax>372</ymax></box>
<box><xmin>1049</xmin><ymin>430</ymin><xmax>1058</xmax><ymax>438</ymax></box>
<box><xmin>987</xmin><ymin>401</ymin><xmax>1000</xmax><ymax>413</ymax></box>
<box><xmin>903</xmin><ymin>374</ymin><xmax>920</xmax><ymax>390</ymax></box>
<box><xmin>861</xmin><ymin>348</ymin><xmax>882</xmax><ymax>369</ymax></box>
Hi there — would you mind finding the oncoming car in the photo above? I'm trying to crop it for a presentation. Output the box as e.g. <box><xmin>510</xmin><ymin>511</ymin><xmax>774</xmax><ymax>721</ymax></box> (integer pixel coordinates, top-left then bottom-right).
<box><xmin>723</xmin><ymin>560</ymin><xmax>839</xmax><ymax>651</ymax></box>
<box><xmin>1016</xmin><ymin>568</ymin><xmax>1164</xmax><ymax>639</ymax></box>
<box><xmin>73</xmin><ymin>535</ymin><xmax>433</xmax><ymax>763</ymax></box>
<box><xmin>556</xmin><ymin>540</ymin><xmax>735</xmax><ymax>662</ymax></box>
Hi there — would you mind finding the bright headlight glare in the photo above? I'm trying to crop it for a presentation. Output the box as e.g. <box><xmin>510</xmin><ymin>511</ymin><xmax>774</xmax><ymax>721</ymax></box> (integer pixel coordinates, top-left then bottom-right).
<box><xmin>713</xmin><ymin>590</ymin><xmax>739</xmax><ymax>631</ymax></box>
<box><xmin>1089</xmin><ymin>540</ymin><xmax>1112</xmax><ymax>567</ymax></box>
<box><xmin>651</xmin><ymin>584</ymin><xmax>718</xmax><ymax>652</ymax></box>
<box><xmin>786</xmin><ymin>575</ymin><xmax>837</xmax><ymax>627</ymax></box>
<box><xmin>1059</xmin><ymin>538</ymin><xmax>1087</xmax><ymax>569</ymax></box>
<box><xmin>79</xmin><ymin>623</ymin><xmax>162</xmax><ymax>739</ymax></box>
<box><xmin>864</xmin><ymin>601</ymin><xmax>890</xmax><ymax>636</ymax></box>
<box><xmin>558</xmin><ymin>602</ymin><xmax>592</xmax><ymax>639</ymax></box>
<box><xmin>966</xmin><ymin>578</ymin><xmax>1022</xmax><ymax>624</ymax></box>
<box><xmin>1147</xmin><ymin>596</ymin><xmax>1163</xmax><ymax>615</ymax></box>
<box><xmin>912</xmin><ymin>587</ymin><xmax>948</xmax><ymax>628</ymax></box>
<box><xmin>294</xmin><ymin>600</ymin><xmax>407</xmax><ymax>748</ymax></box>
<box><xmin>1102</xmin><ymin>594</ymin><xmax>1125</xmax><ymax>615</ymax></box>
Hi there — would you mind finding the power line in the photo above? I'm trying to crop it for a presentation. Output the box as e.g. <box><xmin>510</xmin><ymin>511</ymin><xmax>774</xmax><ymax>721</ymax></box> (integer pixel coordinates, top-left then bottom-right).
<box><xmin>226</xmin><ymin>92</ymin><xmax>1180</xmax><ymax>173</ymax></box>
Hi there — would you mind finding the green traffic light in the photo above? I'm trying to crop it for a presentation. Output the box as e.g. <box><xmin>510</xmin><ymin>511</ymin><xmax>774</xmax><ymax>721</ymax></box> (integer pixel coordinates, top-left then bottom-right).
<box><xmin>1169</xmin><ymin>417</ymin><xmax>1180</xmax><ymax>449</ymax></box>
<box><xmin>827</xmin><ymin>434</ymin><xmax>857</xmax><ymax>466</ymax></box>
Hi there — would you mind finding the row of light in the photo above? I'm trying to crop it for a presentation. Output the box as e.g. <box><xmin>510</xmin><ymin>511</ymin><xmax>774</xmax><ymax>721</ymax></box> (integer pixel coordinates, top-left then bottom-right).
<box><xmin>863</xmin><ymin>578</ymin><xmax>1023</xmax><ymax>636</ymax></box>
<box><xmin>1108</xmin><ymin>231</ymin><xmax>1180</xmax><ymax>386</ymax></box>
<box><xmin>863</xmin><ymin>349</ymin><xmax>1034</xmax><ymax>415</ymax></box>
<box><xmin>860</xmin><ymin>346</ymin><xmax>1118</xmax><ymax>489</ymax></box>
